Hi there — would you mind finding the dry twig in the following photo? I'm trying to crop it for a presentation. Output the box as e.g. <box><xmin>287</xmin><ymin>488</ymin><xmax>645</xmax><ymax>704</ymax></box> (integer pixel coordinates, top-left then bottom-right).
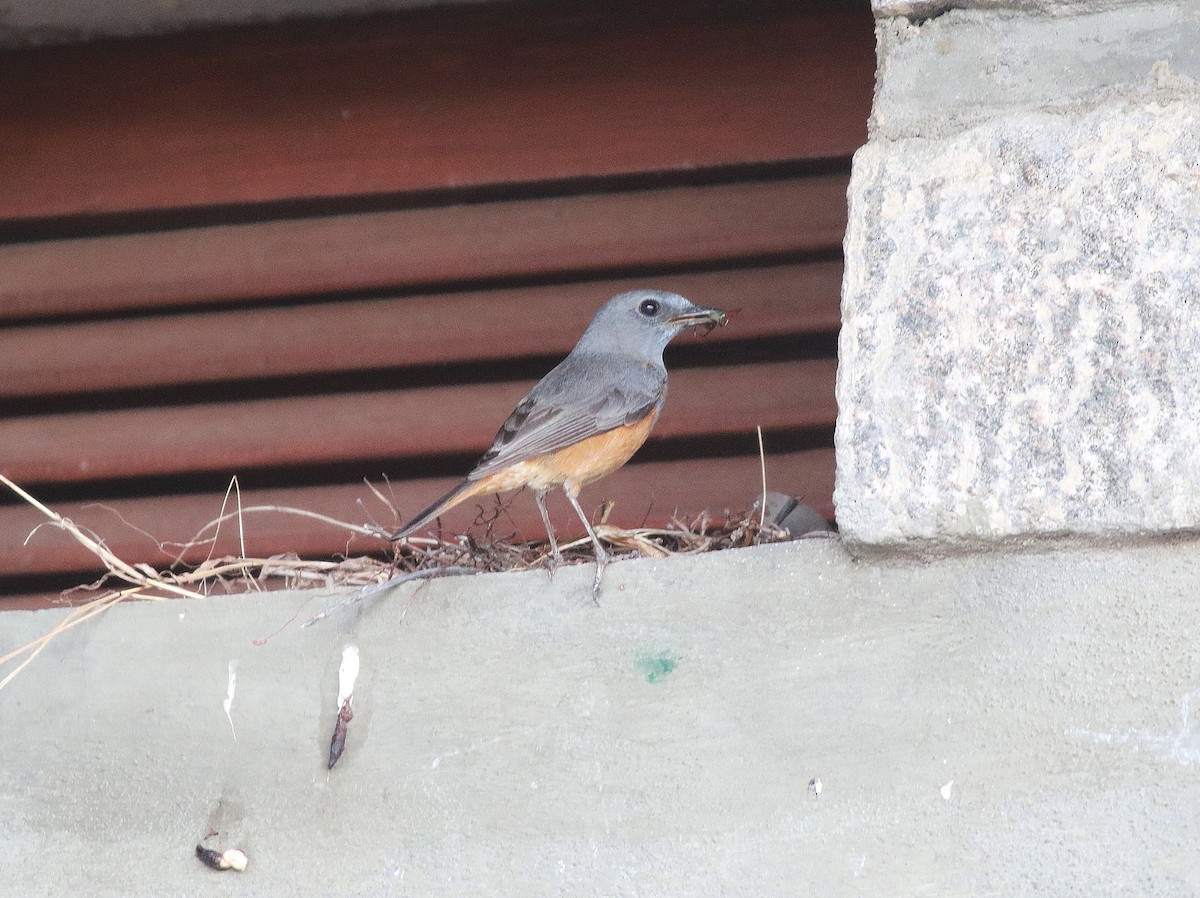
<box><xmin>0</xmin><ymin>472</ymin><xmax>793</xmax><ymax>691</ymax></box>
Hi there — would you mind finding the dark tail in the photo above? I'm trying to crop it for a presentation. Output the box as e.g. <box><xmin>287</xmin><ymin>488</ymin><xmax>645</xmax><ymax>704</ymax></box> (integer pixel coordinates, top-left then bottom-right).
<box><xmin>390</xmin><ymin>480</ymin><xmax>478</xmax><ymax>541</ymax></box>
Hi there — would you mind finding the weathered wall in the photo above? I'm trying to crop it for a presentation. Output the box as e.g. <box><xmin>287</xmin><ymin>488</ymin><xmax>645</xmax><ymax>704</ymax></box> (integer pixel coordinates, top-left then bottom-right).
<box><xmin>4</xmin><ymin>541</ymin><xmax>1200</xmax><ymax>895</ymax></box>
<box><xmin>836</xmin><ymin>0</ymin><xmax>1200</xmax><ymax>546</ymax></box>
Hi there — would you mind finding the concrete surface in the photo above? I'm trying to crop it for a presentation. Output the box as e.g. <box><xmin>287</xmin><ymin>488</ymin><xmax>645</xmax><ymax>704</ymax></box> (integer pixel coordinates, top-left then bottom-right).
<box><xmin>4</xmin><ymin>539</ymin><xmax>1200</xmax><ymax>895</ymax></box>
<box><xmin>836</xmin><ymin>0</ymin><xmax>1200</xmax><ymax>547</ymax></box>
<box><xmin>872</xmin><ymin>0</ymin><xmax>1157</xmax><ymax>24</ymax></box>
<box><xmin>870</xmin><ymin>3</ymin><xmax>1200</xmax><ymax>141</ymax></box>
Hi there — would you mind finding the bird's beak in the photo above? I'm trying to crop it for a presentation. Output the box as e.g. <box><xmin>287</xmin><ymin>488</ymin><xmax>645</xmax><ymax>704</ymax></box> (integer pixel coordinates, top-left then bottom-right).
<box><xmin>668</xmin><ymin>306</ymin><xmax>728</xmax><ymax>329</ymax></box>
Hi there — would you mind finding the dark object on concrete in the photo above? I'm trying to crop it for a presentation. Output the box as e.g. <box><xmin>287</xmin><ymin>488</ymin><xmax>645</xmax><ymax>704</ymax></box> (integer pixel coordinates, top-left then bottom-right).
<box><xmin>758</xmin><ymin>491</ymin><xmax>835</xmax><ymax>537</ymax></box>
<box><xmin>329</xmin><ymin>703</ymin><xmax>353</xmax><ymax>770</ymax></box>
<box><xmin>195</xmin><ymin>843</ymin><xmax>247</xmax><ymax>873</ymax></box>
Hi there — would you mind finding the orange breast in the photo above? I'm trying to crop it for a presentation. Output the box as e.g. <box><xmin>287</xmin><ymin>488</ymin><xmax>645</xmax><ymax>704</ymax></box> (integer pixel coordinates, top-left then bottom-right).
<box><xmin>471</xmin><ymin>409</ymin><xmax>658</xmax><ymax>497</ymax></box>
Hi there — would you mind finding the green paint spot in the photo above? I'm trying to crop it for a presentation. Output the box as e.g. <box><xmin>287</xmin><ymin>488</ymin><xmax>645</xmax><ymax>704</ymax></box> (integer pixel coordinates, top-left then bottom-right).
<box><xmin>637</xmin><ymin>652</ymin><xmax>679</xmax><ymax>683</ymax></box>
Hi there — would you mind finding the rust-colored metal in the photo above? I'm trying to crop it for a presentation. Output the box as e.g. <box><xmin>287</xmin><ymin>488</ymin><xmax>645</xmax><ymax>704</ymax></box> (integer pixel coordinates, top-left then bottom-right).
<box><xmin>0</xmin><ymin>264</ymin><xmax>842</xmax><ymax>397</ymax></box>
<box><xmin>0</xmin><ymin>360</ymin><xmax>838</xmax><ymax>485</ymax></box>
<box><xmin>0</xmin><ymin>4</ymin><xmax>873</xmax><ymax>222</ymax></box>
<box><xmin>0</xmin><ymin>2</ymin><xmax>871</xmax><ymax>609</ymax></box>
<box><xmin>0</xmin><ymin>178</ymin><xmax>848</xmax><ymax>322</ymax></box>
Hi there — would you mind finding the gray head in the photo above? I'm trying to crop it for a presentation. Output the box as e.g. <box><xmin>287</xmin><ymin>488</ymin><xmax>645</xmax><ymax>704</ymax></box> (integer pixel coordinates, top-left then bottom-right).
<box><xmin>574</xmin><ymin>289</ymin><xmax>727</xmax><ymax>360</ymax></box>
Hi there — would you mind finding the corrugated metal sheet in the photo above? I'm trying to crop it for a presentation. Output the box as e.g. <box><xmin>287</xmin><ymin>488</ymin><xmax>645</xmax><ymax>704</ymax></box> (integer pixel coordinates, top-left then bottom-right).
<box><xmin>0</xmin><ymin>0</ymin><xmax>874</xmax><ymax>607</ymax></box>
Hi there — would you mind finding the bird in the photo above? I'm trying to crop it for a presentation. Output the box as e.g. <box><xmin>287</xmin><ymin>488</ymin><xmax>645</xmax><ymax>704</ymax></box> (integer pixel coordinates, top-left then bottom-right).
<box><xmin>390</xmin><ymin>289</ymin><xmax>727</xmax><ymax>598</ymax></box>
<box><xmin>758</xmin><ymin>491</ymin><xmax>835</xmax><ymax>538</ymax></box>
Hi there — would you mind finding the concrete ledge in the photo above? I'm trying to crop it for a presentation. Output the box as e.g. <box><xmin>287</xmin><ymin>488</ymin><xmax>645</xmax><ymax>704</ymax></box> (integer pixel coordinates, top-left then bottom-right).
<box><xmin>4</xmin><ymin>541</ymin><xmax>1200</xmax><ymax>894</ymax></box>
<box><xmin>871</xmin><ymin>2</ymin><xmax>1200</xmax><ymax>141</ymax></box>
<box><xmin>872</xmin><ymin>0</ymin><xmax>1174</xmax><ymax>29</ymax></box>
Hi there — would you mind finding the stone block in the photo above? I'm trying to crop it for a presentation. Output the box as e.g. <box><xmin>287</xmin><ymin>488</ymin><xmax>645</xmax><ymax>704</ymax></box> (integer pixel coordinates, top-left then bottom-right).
<box><xmin>836</xmin><ymin>93</ymin><xmax>1200</xmax><ymax>544</ymax></box>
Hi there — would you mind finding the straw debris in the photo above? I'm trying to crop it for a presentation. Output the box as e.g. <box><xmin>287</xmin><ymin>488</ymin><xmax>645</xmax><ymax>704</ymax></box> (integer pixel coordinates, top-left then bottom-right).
<box><xmin>0</xmin><ymin>473</ymin><xmax>791</xmax><ymax>691</ymax></box>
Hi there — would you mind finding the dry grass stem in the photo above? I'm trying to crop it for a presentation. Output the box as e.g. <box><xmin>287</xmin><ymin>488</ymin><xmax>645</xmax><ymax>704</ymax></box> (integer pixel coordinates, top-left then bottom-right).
<box><xmin>757</xmin><ymin>425</ymin><xmax>768</xmax><ymax>529</ymax></box>
<box><xmin>1</xmin><ymin>468</ymin><xmax>793</xmax><ymax>691</ymax></box>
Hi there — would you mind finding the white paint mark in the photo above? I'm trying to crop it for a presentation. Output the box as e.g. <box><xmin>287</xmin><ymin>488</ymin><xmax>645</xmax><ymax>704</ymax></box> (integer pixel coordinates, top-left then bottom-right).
<box><xmin>1170</xmin><ymin>689</ymin><xmax>1200</xmax><ymax>765</ymax></box>
<box><xmin>223</xmin><ymin>660</ymin><xmax>238</xmax><ymax>741</ymax></box>
<box><xmin>428</xmin><ymin>737</ymin><xmax>503</xmax><ymax>769</ymax></box>
<box><xmin>940</xmin><ymin>780</ymin><xmax>954</xmax><ymax>801</ymax></box>
<box><xmin>1067</xmin><ymin>688</ymin><xmax>1200</xmax><ymax>767</ymax></box>
<box><xmin>337</xmin><ymin>645</ymin><xmax>360</xmax><ymax>708</ymax></box>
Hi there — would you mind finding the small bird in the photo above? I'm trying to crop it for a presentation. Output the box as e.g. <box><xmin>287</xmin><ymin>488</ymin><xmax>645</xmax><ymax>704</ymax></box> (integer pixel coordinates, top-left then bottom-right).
<box><xmin>391</xmin><ymin>289</ymin><xmax>727</xmax><ymax>597</ymax></box>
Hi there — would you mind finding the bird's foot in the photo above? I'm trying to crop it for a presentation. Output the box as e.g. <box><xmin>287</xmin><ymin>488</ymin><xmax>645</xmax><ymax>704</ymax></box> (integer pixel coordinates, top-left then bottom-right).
<box><xmin>590</xmin><ymin>554</ymin><xmax>608</xmax><ymax>606</ymax></box>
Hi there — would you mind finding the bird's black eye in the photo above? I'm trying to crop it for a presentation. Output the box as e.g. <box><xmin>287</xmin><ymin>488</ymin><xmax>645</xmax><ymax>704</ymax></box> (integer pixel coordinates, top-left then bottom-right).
<box><xmin>638</xmin><ymin>299</ymin><xmax>660</xmax><ymax>317</ymax></box>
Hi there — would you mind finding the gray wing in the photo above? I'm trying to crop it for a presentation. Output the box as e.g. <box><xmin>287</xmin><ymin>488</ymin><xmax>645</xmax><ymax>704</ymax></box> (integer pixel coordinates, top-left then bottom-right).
<box><xmin>468</xmin><ymin>353</ymin><xmax>665</xmax><ymax>481</ymax></box>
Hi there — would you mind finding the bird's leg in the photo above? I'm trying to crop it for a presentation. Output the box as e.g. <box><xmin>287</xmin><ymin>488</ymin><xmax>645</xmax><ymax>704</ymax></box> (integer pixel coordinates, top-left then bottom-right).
<box><xmin>534</xmin><ymin>489</ymin><xmax>562</xmax><ymax>574</ymax></box>
<box><xmin>564</xmin><ymin>489</ymin><xmax>607</xmax><ymax>603</ymax></box>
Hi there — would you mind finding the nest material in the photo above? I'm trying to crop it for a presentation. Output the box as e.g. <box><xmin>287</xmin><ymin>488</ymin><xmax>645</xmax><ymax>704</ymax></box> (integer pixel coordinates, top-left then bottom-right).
<box><xmin>0</xmin><ymin>472</ymin><xmax>791</xmax><ymax>689</ymax></box>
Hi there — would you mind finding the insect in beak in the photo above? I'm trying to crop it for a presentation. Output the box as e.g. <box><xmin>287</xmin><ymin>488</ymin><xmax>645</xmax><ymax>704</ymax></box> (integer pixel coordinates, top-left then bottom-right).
<box><xmin>669</xmin><ymin>307</ymin><xmax>728</xmax><ymax>336</ymax></box>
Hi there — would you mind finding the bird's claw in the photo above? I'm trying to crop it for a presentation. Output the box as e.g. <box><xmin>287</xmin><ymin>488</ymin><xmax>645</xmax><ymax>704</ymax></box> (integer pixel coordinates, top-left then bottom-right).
<box><xmin>590</xmin><ymin>556</ymin><xmax>607</xmax><ymax>606</ymax></box>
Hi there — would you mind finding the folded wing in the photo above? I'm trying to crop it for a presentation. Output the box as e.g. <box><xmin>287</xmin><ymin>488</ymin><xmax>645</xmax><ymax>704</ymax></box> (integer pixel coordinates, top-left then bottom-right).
<box><xmin>468</xmin><ymin>354</ymin><xmax>665</xmax><ymax>481</ymax></box>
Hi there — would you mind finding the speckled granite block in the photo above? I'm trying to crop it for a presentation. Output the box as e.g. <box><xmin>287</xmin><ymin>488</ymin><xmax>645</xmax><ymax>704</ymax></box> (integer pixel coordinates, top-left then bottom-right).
<box><xmin>836</xmin><ymin>95</ymin><xmax>1200</xmax><ymax>544</ymax></box>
